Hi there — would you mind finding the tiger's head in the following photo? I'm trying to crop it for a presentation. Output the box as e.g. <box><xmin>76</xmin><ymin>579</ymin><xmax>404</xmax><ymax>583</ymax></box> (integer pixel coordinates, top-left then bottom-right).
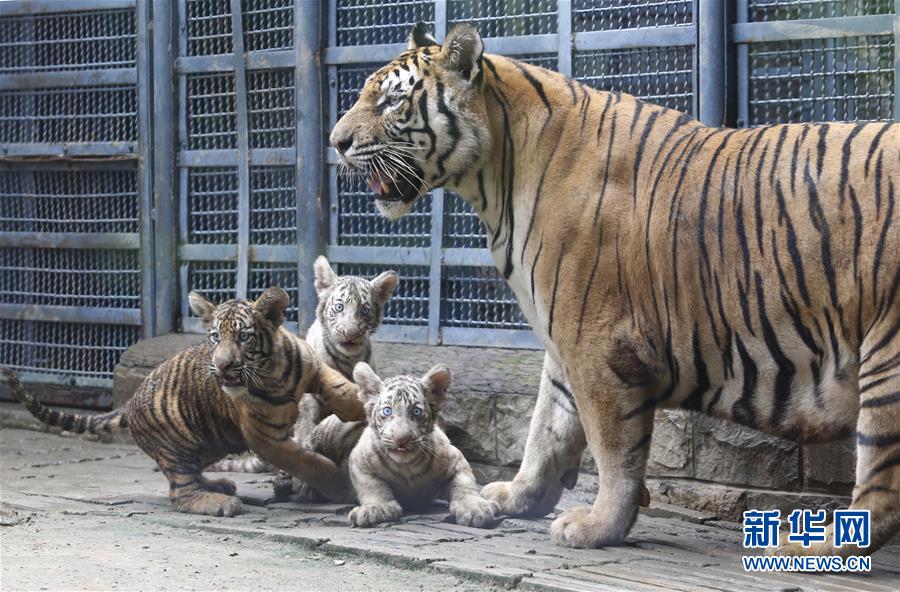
<box><xmin>188</xmin><ymin>287</ymin><xmax>290</xmax><ymax>394</ymax></box>
<box><xmin>313</xmin><ymin>256</ymin><xmax>399</xmax><ymax>354</ymax></box>
<box><xmin>330</xmin><ymin>23</ymin><xmax>489</xmax><ymax>220</ymax></box>
<box><xmin>353</xmin><ymin>362</ymin><xmax>452</xmax><ymax>460</ymax></box>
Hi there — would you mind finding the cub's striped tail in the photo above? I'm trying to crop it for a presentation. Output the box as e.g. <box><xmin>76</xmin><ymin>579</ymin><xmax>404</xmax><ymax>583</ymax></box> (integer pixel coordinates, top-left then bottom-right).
<box><xmin>1</xmin><ymin>368</ymin><xmax>128</xmax><ymax>434</ymax></box>
<box><xmin>206</xmin><ymin>453</ymin><xmax>272</xmax><ymax>473</ymax></box>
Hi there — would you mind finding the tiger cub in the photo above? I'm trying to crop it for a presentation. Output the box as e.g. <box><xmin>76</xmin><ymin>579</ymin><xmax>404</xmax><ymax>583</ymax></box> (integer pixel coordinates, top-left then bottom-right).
<box><xmin>293</xmin><ymin>362</ymin><xmax>500</xmax><ymax>529</ymax></box>
<box><xmin>1</xmin><ymin>288</ymin><xmax>363</xmax><ymax>516</ymax></box>
<box><xmin>208</xmin><ymin>256</ymin><xmax>399</xmax><ymax>473</ymax></box>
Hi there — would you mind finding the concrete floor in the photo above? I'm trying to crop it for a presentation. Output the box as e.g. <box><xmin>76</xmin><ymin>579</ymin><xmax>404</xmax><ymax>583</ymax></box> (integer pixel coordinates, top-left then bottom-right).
<box><xmin>2</xmin><ymin>428</ymin><xmax>898</xmax><ymax>591</ymax></box>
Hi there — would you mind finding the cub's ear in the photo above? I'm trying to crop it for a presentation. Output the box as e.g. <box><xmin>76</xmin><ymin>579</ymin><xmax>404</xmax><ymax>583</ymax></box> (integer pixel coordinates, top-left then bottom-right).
<box><xmin>421</xmin><ymin>364</ymin><xmax>452</xmax><ymax>410</ymax></box>
<box><xmin>440</xmin><ymin>23</ymin><xmax>483</xmax><ymax>82</ymax></box>
<box><xmin>353</xmin><ymin>362</ymin><xmax>383</xmax><ymax>407</ymax></box>
<box><xmin>370</xmin><ymin>270</ymin><xmax>399</xmax><ymax>305</ymax></box>
<box><xmin>254</xmin><ymin>287</ymin><xmax>289</xmax><ymax>327</ymax></box>
<box><xmin>314</xmin><ymin>255</ymin><xmax>338</xmax><ymax>295</ymax></box>
<box><xmin>407</xmin><ymin>22</ymin><xmax>438</xmax><ymax>50</ymax></box>
<box><xmin>188</xmin><ymin>291</ymin><xmax>216</xmax><ymax>328</ymax></box>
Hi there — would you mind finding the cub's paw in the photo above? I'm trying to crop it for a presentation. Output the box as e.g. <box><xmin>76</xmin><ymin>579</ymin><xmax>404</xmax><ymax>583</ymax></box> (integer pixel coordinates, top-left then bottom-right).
<box><xmin>201</xmin><ymin>477</ymin><xmax>237</xmax><ymax>496</ymax></box>
<box><xmin>174</xmin><ymin>492</ymin><xmax>243</xmax><ymax>518</ymax></box>
<box><xmin>550</xmin><ymin>506</ymin><xmax>626</xmax><ymax>548</ymax></box>
<box><xmin>348</xmin><ymin>501</ymin><xmax>403</xmax><ymax>528</ymax></box>
<box><xmin>480</xmin><ymin>479</ymin><xmax>557</xmax><ymax>517</ymax></box>
<box><xmin>450</xmin><ymin>495</ymin><xmax>501</xmax><ymax>528</ymax></box>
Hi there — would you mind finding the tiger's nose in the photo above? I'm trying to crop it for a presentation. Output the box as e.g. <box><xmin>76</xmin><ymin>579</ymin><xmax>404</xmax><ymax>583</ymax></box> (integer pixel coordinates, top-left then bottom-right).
<box><xmin>216</xmin><ymin>360</ymin><xmax>238</xmax><ymax>374</ymax></box>
<box><xmin>331</xmin><ymin>131</ymin><xmax>353</xmax><ymax>154</ymax></box>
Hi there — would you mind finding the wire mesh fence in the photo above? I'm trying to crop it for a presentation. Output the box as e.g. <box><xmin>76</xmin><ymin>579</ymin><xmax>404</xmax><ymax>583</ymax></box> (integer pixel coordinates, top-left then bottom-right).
<box><xmin>0</xmin><ymin>0</ymin><xmax>896</xmax><ymax>396</ymax></box>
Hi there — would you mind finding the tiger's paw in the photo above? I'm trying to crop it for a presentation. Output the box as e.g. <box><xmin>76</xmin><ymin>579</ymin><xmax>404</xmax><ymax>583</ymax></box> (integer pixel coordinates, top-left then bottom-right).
<box><xmin>174</xmin><ymin>492</ymin><xmax>243</xmax><ymax>517</ymax></box>
<box><xmin>550</xmin><ymin>506</ymin><xmax>627</xmax><ymax>548</ymax></box>
<box><xmin>767</xmin><ymin>527</ymin><xmax>842</xmax><ymax>558</ymax></box>
<box><xmin>348</xmin><ymin>501</ymin><xmax>402</xmax><ymax>527</ymax></box>
<box><xmin>480</xmin><ymin>478</ymin><xmax>557</xmax><ymax>517</ymax></box>
<box><xmin>201</xmin><ymin>477</ymin><xmax>237</xmax><ymax>496</ymax></box>
<box><xmin>450</xmin><ymin>495</ymin><xmax>501</xmax><ymax>528</ymax></box>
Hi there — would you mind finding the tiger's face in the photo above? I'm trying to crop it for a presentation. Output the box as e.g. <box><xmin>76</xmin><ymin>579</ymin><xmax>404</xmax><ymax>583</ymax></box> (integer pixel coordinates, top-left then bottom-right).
<box><xmin>188</xmin><ymin>287</ymin><xmax>289</xmax><ymax>394</ymax></box>
<box><xmin>353</xmin><ymin>362</ymin><xmax>452</xmax><ymax>460</ymax></box>
<box><xmin>313</xmin><ymin>256</ymin><xmax>399</xmax><ymax>354</ymax></box>
<box><xmin>330</xmin><ymin>23</ymin><xmax>489</xmax><ymax>220</ymax></box>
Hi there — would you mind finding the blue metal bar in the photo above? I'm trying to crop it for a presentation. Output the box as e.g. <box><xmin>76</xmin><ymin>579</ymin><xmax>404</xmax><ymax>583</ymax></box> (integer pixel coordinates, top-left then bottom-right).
<box><xmin>137</xmin><ymin>0</ymin><xmax>153</xmax><ymax>338</ymax></box>
<box><xmin>442</xmin><ymin>248</ymin><xmax>493</xmax><ymax>267</ymax></box>
<box><xmin>176</xmin><ymin>50</ymin><xmax>296</xmax><ymax>74</ymax></box>
<box><xmin>732</xmin><ymin>14</ymin><xmax>894</xmax><ymax>43</ymax></box>
<box><xmin>894</xmin><ymin>0</ymin><xmax>899</xmax><ymax>121</ymax></box>
<box><xmin>373</xmin><ymin>325</ymin><xmax>430</xmax><ymax>345</ymax></box>
<box><xmin>0</xmin><ymin>232</ymin><xmax>140</xmax><ymax>249</ymax></box>
<box><xmin>557</xmin><ymin>0</ymin><xmax>572</xmax><ymax>76</ymax></box>
<box><xmin>229</xmin><ymin>0</ymin><xmax>250</xmax><ymax>300</ymax></box>
<box><xmin>324</xmin><ymin>34</ymin><xmax>560</xmax><ymax>64</ymax></box>
<box><xmin>0</xmin><ymin>304</ymin><xmax>142</xmax><ymax>326</ymax></box>
<box><xmin>180</xmin><ymin>148</ymin><xmax>296</xmax><ymax>167</ymax></box>
<box><xmin>179</xmin><ymin>244</ymin><xmax>300</xmax><ymax>263</ymax></box>
<box><xmin>0</xmin><ymin>0</ymin><xmax>135</xmax><ymax>16</ymax></box>
<box><xmin>0</xmin><ymin>69</ymin><xmax>136</xmax><ymax>91</ymax></box>
<box><xmin>296</xmin><ymin>0</ymin><xmax>324</xmax><ymax>331</ymax></box>
<box><xmin>697</xmin><ymin>0</ymin><xmax>726</xmax><ymax>127</ymax></box>
<box><xmin>574</xmin><ymin>25</ymin><xmax>696</xmax><ymax>51</ymax></box>
<box><xmin>326</xmin><ymin>245</ymin><xmax>431</xmax><ymax>267</ymax></box>
<box><xmin>427</xmin><ymin>4</ymin><xmax>448</xmax><ymax>345</ymax></box>
<box><xmin>0</xmin><ymin>143</ymin><xmax>138</xmax><ymax>158</ymax></box>
<box><xmin>1</xmin><ymin>372</ymin><xmax>112</xmax><ymax>389</ymax></box>
<box><xmin>152</xmin><ymin>0</ymin><xmax>177</xmax><ymax>335</ymax></box>
<box><xmin>434</xmin><ymin>0</ymin><xmax>447</xmax><ymax>43</ymax></box>
<box><xmin>176</xmin><ymin>0</ymin><xmax>190</xmax><ymax>329</ymax></box>
<box><xmin>735</xmin><ymin>0</ymin><xmax>749</xmax><ymax>127</ymax></box>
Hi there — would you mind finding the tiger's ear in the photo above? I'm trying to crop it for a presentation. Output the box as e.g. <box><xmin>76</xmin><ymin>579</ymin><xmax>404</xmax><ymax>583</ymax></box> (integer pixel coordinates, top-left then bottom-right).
<box><xmin>353</xmin><ymin>362</ymin><xmax>383</xmax><ymax>407</ymax></box>
<box><xmin>314</xmin><ymin>255</ymin><xmax>338</xmax><ymax>295</ymax></box>
<box><xmin>407</xmin><ymin>22</ymin><xmax>438</xmax><ymax>50</ymax></box>
<box><xmin>254</xmin><ymin>287</ymin><xmax>289</xmax><ymax>327</ymax></box>
<box><xmin>370</xmin><ymin>270</ymin><xmax>399</xmax><ymax>305</ymax></box>
<box><xmin>421</xmin><ymin>364</ymin><xmax>452</xmax><ymax>411</ymax></box>
<box><xmin>188</xmin><ymin>291</ymin><xmax>215</xmax><ymax>328</ymax></box>
<box><xmin>440</xmin><ymin>23</ymin><xmax>483</xmax><ymax>82</ymax></box>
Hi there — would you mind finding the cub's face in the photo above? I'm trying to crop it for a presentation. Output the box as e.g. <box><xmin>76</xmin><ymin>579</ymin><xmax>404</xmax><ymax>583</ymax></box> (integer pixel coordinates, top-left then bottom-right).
<box><xmin>313</xmin><ymin>256</ymin><xmax>398</xmax><ymax>354</ymax></box>
<box><xmin>330</xmin><ymin>23</ymin><xmax>489</xmax><ymax>220</ymax></box>
<box><xmin>188</xmin><ymin>287</ymin><xmax>289</xmax><ymax>394</ymax></box>
<box><xmin>353</xmin><ymin>362</ymin><xmax>452</xmax><ymax>461</ymax></box>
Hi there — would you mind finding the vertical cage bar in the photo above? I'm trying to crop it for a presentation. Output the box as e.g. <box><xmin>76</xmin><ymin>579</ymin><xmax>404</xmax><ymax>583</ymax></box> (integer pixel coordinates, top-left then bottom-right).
<box><xmin>428</xmin><ymin>1</ymin><xmax>448</xmax><ymax>344</ymax></box>
<box><xmin>735</xmin><ymin>0</ymin><xmax>749</xmax><ymax>127</ymax></box>
<box><xmin>137</xmin><ymin>0</ymin><xmax>154</xmax><ymax>337</ymax></box>
<box><xmin>557</xmin><ymin>0</ymin><xmax>572</xmax><ymax>76</ymax></box>
<box><xmin>698</xmin><ymin>0</ymin><xmax>727</xmax><ymax>126</ymax></box>
<box><xmin>230</xmin><ymin>0</ymin><xmax>250</xmax><ymax>299</ymax></box>
<box><xmin>152</xmin><ymin>0</ymin><xmax>177</xmax><ymax>334</ymax></box>
<box><xmin>177</xmin><ymin>0</ymin><xmax>190</xmax><ymax>325</ymax></box>
<box><xmin>296</xmin><ymin>0</ymin><xmax>324</xmax><ymax>330</ymax></box>
<box><xmin>894</xmin><ymin>0</ymin><xmax>899</xmax><ymax>120</ymax></box>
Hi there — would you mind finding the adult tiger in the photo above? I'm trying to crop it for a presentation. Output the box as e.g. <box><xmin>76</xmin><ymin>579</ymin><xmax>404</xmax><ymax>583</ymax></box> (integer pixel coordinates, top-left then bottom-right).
<box><xmin>330</xmin><ymin>22</ymin><xmax>899</xmax><ymax>556</ymax></box>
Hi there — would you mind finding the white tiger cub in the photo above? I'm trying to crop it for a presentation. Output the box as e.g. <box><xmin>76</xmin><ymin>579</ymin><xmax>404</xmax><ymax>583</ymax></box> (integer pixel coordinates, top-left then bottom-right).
<box><xmin>207</xmin><ymin>257</ymin><xmax>398</xmax><ymax>473</ymax></box>
<box><xmin>294</xmin><ymin>363</ymin><xmax>500</xmax><ymax>528</ymax></box>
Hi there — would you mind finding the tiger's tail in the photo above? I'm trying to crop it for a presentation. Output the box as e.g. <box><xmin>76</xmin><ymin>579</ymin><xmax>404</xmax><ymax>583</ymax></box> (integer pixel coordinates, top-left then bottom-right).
<box><xmin>206</xmin><ymin>453</ymin><xmax>272</xmax><ymax>473</ymax></box>
<box><xmin>1</xmin><ymin>368</ymin><xmax>128</xmax><ymax>434</ymax></box>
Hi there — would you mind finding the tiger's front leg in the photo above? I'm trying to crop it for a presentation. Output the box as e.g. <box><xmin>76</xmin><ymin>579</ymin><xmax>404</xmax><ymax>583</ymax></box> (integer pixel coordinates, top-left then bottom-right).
<box><xmin>249</xmin><ymin>436</ymin><xmax>355</xmax><ymax>503</ymax></box>
<box><xmin>550</xmin><ymin>366</ymin><xmax>655</xmax><ymax>548</ymax></box>
<box><xmin>481</xmin><ymin>353</ymin><xmax>587</xmax><ymax>517</ymax></box>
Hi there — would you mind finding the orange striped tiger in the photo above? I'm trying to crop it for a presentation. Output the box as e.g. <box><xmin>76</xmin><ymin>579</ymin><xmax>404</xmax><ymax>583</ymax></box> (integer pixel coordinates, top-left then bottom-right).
<box><xmin>329</xmin><ymin>22</ymin><xmax>899</xmax><ymax>556</ymax></box>
<box><xmin>1</xmin><ymin>288</ymin><xmax>364</xmax><ymax>516</ymax></box>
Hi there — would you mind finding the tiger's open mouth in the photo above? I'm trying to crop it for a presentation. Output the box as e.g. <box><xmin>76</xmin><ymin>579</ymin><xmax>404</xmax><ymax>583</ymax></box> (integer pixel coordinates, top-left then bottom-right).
<box><xmin>367</xmin><ymin>170</ymin><xmax>422</xmax><ymax>203</ymax></box>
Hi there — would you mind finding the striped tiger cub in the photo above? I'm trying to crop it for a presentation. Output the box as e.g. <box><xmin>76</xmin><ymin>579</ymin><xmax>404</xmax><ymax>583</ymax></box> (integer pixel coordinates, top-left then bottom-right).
<box><xmin>287</xmin><ymin>363</ymin><xmax>499</xmax><ymax>528</ymax></box>
<box><xmin>330</xmin><ymin>22</ymin><xmax>898</xmax><ymax>555</ymax></box>
<box><xmin>1</xmin><ymin>288</ymin><xmax>364</xmax><ymax>516</ymax></box>
<box><xmin>207</xmin><ymin>256</ymin><xmax>399</xmax><ymax>473</ymax></box>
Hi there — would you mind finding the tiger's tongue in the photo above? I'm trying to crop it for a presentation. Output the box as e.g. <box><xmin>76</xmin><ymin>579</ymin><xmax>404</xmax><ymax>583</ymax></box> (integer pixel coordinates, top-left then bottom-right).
<box><xmin>368</xmin><ymin>173</ymin><xmax>390</xmax><ymax>196</ymax></box>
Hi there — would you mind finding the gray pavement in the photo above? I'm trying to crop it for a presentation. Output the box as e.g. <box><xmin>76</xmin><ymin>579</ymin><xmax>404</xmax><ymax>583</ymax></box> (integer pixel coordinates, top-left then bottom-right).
<box><xmin>2</xmin><ymin>428</ymin><xmax>898</xmax><ymax>592</ymax></box>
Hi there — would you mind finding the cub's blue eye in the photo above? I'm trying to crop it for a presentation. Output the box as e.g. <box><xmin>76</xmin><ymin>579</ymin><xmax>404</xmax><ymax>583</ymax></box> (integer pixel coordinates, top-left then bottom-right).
<box><xmin>238</xmin><ymin>330</ymin><xmax>250</xmax><ymax>342</ymax></box>
<box><xmin>381</xmin><ymin>406</ymin><xmax>392</xmax><ymax>417</ymax></box>
<box><xmin>412</xmin><ymin>406</ymin><xmax>423</xmax><ymax>417</ymax></box>
<box><xmin>361</xmin><ymin>304</ymin><xmax>372</xmax><ymax>316</ymax></box>
<box><xmin>334</xmin><ymin>302</ymin><xmax>344</xmax><ymax>312</ymax></box>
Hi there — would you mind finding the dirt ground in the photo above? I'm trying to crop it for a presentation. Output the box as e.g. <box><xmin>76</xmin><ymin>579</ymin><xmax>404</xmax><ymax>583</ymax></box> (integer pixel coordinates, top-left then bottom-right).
<box><xmin>2</xmin><ymin>427</ymin><xmax>898</xmax><ymax>592</ymax></box>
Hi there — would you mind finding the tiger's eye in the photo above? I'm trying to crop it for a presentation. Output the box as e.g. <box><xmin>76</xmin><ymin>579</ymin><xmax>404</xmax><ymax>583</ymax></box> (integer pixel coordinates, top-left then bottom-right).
<box><xmin>361</xmin><ymin>304</ymin><xmax>372</xmax><ymax>316</ymax></box>
<box><xmin>209</xmin><ymin>331</ymin><xmax>220</xmax><ymax>345</ymax></box>
<box><xmin>381</xmin><ymin>406</ymin><xmax>392</xmax><ymax>417</ymax></box>
<box><xmin>412</xmin><ymin>406</ymin><xmax>423</xmax><ymax>417</ymax></box>
<box><xmin>334</xmin><ymin>302</ymin><xmax>344</xmax><ymax>313</ymax></box>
